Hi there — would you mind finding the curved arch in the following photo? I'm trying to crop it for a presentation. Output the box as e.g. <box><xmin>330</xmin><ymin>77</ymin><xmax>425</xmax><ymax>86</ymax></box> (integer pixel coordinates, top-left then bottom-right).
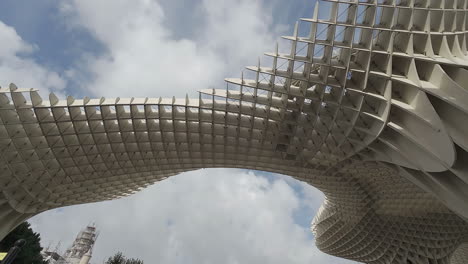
<box><xmin>2</xmin><ymin>0</ymin><xmax>468</xmax><ymax>263</ymax></box>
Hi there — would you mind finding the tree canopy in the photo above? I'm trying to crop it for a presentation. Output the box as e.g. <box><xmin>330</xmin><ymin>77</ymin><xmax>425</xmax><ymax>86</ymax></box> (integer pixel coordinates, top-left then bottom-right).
<box><xmin>105</xmin><ymin>252</ymin><xmax>143</xmax><ymax>264</ymax></box>
<box><xmin>0</xmin><ymin>222</ymin><xmax>45</xmax><ymax>264</ymax></box>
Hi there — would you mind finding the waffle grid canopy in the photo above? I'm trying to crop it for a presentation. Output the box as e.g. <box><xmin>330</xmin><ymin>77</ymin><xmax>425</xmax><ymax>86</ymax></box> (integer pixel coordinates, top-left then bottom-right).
<box><xmin>1</xmin><ymin>0</ymin><xmax>468</xmax><ymax>263</ymax></box>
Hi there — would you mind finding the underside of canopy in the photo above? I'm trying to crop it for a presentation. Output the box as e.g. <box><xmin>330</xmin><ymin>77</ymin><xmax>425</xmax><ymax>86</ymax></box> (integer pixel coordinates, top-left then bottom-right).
<box><xmin>1</xmin><ymin>0</ymin><xmax>468</xmax><ymax>263</ymax></box>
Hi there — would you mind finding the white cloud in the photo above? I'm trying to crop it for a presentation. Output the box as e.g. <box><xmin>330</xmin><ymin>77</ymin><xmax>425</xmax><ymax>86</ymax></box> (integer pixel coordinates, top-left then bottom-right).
<box><xmin>30</xmin><ymin>169</ymin><xmax>353</xmax><ymax>264</ymax></box>
<box><xmin>0</xmin><ymin>21</ymin><xmax>66</xmax><ymax>97</ymax></box>
<box><xmin>198</xmin><ymin>0</ymin><xmax>284</xmax><ymax>71</ymax></box>
<box><xmin>59</xmin><ymin>0</ymin><xmax>287</xmax><ymax>98</ymax></box>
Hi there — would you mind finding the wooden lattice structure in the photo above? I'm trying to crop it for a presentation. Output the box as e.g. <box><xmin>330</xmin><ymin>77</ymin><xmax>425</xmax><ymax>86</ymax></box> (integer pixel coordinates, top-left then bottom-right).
<box><xmin>1</xmin><ymin>0</ymin><xmax>468</xmax><ymax>263</ymax></box>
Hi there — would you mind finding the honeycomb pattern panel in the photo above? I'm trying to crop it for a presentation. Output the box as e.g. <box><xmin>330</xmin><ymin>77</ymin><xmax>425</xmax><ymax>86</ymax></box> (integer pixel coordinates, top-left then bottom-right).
<box><xmin>1</xmin><ymin>0</ymin><xmax>468</xmax><ymax>263</ymax></box>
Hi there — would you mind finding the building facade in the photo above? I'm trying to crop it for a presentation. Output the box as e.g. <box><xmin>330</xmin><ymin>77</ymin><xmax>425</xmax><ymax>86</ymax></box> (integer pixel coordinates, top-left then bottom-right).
<box><xmin>42</xmin><ymin>225</ymin><xmax>97</xmax><ymax>264</ymax></box>
<box><xmin>1</xmin><ymin>0</ymin><xmax>468</xmax><ymax>263</ymax></box>
<box><xmin>62</xmin><ymin>225</ymin><xmax>98</xmax><ymax>264</ymax></box>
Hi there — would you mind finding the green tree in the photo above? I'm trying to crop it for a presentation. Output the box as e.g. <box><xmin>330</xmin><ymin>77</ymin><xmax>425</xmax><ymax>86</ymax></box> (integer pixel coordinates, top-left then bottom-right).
<box><xmin>105</xmin><ymin>252</ymin><xmax>125</xmax><ymax>264</ymax></box>
<box><xmin>105</xmin><ymin>252</ymin><xmax>143</xmax><ymax>264</ymax></box>
<box><xmin>0</xmin><ymin>222</ymin><xmax>45</xmax><ymax>264</ymax></box>
<box><xmin>125</xmin><ymin>258</ymin><xmax>144</xmax><ymax>264</ymax></box>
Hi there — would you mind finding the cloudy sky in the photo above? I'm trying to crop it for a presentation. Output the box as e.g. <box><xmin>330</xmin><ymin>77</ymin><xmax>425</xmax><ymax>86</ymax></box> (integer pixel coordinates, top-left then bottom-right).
<box><xmin>0</xmin><ymin>0</ymin><xmax>355</xmax><ymax>263</ymax></box>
